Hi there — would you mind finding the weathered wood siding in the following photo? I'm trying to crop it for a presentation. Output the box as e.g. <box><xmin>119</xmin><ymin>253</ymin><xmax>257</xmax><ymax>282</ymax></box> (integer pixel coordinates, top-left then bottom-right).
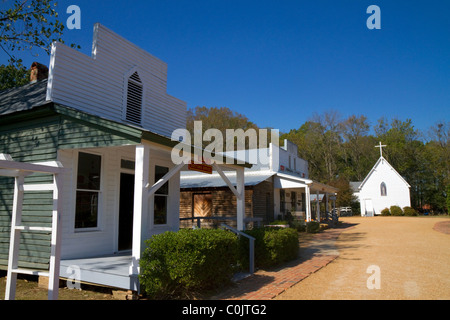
<box><xmin>47</xmin><ymin>24</ymin><xmax>186</xmax><ymax>138</ymax></box>
<box><xmin>180</xmin><ymin>188</ymin><xmax>253</xmax><ymax>229</ymax></box>
<box><xmin>252</xmin><ymin>180</ymin><xmax>274</xmax><ymax>223</ymax></box>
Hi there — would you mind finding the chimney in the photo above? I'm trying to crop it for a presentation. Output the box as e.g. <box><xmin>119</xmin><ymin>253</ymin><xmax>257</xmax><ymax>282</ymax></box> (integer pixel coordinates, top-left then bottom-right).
<box><xmin>30</xmin><ymin>62</ymin><xmax>49</xmax><ymax>83</ymax></box>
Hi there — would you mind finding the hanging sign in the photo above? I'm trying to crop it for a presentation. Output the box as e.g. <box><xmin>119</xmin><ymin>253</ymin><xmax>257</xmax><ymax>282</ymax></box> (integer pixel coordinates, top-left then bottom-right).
<box><xmin>188</xmin><ymin>157</ymin><xmax>213</xmax><ymax>174</ymax></box>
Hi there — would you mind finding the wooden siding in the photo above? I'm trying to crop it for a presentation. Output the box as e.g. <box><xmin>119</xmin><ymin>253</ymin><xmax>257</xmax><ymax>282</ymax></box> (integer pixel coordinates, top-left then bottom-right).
<box><xmin>252</xmin><ymin>180</ymin><xmax>274</xmax><ymax>223</ymax></box>
<box><xmin>180</xmin><ymin>188</ymin><xmax>253</xmax><ymax>229</ymax></box>
<box><xmin>0</xmin><ymin>109</ymin><xmax>141</xmax><ymax>270</ymax></box>
<box><xmin>0</xmin><ymin>116</ymin><xmax>59</xmax><ymax>270</ymax></box>
<box><xmin>47</xmin><ymin>24</ymin><xmax>187</xmax><ymax>138</ymax></box>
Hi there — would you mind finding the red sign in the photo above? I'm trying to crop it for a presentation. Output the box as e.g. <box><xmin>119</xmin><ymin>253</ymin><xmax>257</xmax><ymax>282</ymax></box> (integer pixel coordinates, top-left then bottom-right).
<box><xmin>188</xmin><ymin>163</ymin><xmax>213</xmax><ymax>174</ymax></box>
<box><xmin>189</xmin><ymin>157</ymin><xmax>213</xmax><ymax>174</ymax></box>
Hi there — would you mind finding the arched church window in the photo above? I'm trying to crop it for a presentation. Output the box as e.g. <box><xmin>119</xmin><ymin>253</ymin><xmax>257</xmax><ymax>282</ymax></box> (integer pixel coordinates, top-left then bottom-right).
<box><xmin>380</xmin><ymin>182</ymin><xmax>387</xmax><ymax>196</ymax></box>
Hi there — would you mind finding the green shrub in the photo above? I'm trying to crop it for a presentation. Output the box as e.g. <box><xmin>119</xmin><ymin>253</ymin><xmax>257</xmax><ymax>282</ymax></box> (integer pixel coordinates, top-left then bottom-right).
<box><xmin>306</xmin><ymin>221</ymin><xmax>321</xmax><ymax>233</ymax></box>
<box><xmin>240</xmin><ymin>227</ymin><xmax>299</xmax><ymax>269</ymax></box>
<box><xmin>403</xmin><ymin>206</ymin><xmax>418</xmax><ymax>216</ymax></box>
<box><xmin>380</xmin><ymin>208</ymin><xmax>391</xmax><ymax>216</ymax></box>
<box><xmin>139</xmin><ymin>228</ymin><xmax>238</xmax><ymax>299</ymax></box>
<box><xmin>390</xmin><ymin>205</ymin><xmax>403</xmax><ymax>216</ymax></box>
<box><xmin>289</xmin><ymin>219</ymin><xmax>306</xmax><ymax>232</ymax></box>
<box><xmin>269</xmin><ymin>220</ymin><xmax>289</xmax><ymax>226</ymax></box>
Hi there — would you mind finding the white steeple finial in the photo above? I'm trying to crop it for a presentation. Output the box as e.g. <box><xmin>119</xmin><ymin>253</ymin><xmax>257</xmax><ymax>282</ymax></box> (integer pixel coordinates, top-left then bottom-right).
<box><xmin>375</xmin><ymin>141</ymin><xmax>387</xmax><ymax>158</ymax></box>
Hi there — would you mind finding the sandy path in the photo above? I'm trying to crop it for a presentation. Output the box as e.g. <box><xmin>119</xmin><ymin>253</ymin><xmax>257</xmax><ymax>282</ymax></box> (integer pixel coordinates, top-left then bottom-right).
<box><xmin>275</xmin><ymin>216</ymin><xmax>450</xmax><ymax>300</ymax></box>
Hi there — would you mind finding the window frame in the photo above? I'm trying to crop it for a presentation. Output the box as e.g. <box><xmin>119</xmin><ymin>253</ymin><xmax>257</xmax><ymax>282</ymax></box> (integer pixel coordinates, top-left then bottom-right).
<box><xmin>74</xmin><ymin>151</ymin><xmax>103</xmax><ymax>232</ymax></box>
<box><xmin>380</xmin><ymin>182</ymin><xmax>387</xmax><ymax>197</ymax></box>
<box><xmin>122</xmin><ymin>67</ymin><xmax>145</xmax><ymax>126</ymax></box>
<box><xmin>153</xmin><ymin>165</ymin><xmax>170</xmax><ymax>226</ymax></box>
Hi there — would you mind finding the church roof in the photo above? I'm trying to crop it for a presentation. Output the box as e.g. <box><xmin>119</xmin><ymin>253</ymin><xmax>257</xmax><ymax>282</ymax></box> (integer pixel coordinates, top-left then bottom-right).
<box><xmin>358</xmin><ymin>156</ymin><xmax>411</xmax><ymax>190</ymax></box>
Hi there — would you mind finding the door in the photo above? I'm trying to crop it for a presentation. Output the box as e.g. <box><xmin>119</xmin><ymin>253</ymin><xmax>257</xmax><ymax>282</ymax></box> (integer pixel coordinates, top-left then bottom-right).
<box><xmin>119</xmin><ymin>173</ymin><xmax>134</xmax><ymax>251</ymax></box>
<box><xmin>364</xmin><ymin>199</ymin><xmax>374</xmax><ymax>217</ymax></box>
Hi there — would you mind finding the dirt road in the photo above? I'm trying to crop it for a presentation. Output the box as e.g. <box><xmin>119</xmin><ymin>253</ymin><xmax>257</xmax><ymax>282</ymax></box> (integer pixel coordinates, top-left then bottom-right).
<box><xmin>275</xmin><ymin>216</ymin><xmax>450</xmax><ymax>300</ymax></box>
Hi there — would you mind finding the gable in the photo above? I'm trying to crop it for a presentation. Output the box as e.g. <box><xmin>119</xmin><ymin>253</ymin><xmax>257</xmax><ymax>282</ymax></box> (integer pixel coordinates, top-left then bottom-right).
<box><xmin>46</xmin><ymin>23</ymin><xmax>187</xmax><ymax>138</ymax></box>
<box><xmin>359</xmin><ymin>157</ymin><xmax>410</xmax><ymax>193</ymax></box>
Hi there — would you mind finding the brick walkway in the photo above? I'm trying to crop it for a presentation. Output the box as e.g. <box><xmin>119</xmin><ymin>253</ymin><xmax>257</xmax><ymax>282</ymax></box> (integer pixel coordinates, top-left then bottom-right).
<box><xmin>211</xmin><ymin>225</ymin><xmax>350</xmax><ymax>300</ymax></box>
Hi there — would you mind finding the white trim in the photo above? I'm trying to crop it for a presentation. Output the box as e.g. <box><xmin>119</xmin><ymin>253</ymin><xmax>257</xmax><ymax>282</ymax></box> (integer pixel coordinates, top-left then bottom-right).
<box><xmin>130</xmin><ymin>144</ymin><xmax>150</xmax><ymax>279</ymax></box>
<box><xmin>72</xmin><ymin>150</ymin><xmax>105</xmax><ymax>233</ymax></box>
<box><xmin>1</xmin><ymin>155</ymin><xmax>65</xmax><ymax>300</ymax></box>
<box><xmin>358</xmin><ymin>156</ymin><xmax>411</xmax><ymax>190</ymax></box>
<box><xmin>212</xmin><ymin>163</ymin><xmax>242</xmax><ymax>200</ymax></box>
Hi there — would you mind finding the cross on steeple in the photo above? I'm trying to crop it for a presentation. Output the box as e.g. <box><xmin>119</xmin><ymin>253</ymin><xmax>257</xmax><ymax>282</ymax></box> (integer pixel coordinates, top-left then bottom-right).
<box><xmin>375</xmin><ymin>141</ymin><xmax>387</xmax><ymax>158</ymax></box>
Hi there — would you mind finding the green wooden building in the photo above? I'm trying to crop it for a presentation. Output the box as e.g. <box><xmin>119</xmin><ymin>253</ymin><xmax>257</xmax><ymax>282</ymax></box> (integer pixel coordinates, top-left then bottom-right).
<box><xmin>0</xmin><ymin>24</ymin><xmax>249</xmax><ymax>295</ymax></box>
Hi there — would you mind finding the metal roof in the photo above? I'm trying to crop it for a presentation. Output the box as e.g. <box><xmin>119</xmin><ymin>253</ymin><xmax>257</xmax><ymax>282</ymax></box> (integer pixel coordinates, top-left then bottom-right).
<box><xmin>180</xmin><ymin>171</ymin><xmax>275</xmax><ymax>189</ymax></box>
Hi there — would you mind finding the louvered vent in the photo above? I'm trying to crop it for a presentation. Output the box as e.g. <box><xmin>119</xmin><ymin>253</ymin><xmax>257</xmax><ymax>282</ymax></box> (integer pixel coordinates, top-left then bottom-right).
<box><xmin>125</xmin><ymin>72</ymin><xmax>143</xmax><ymax>125</ymax></box>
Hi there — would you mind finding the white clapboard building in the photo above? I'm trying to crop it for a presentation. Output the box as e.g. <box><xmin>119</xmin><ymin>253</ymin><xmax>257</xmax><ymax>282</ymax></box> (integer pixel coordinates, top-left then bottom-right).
<box><xmin>352</xmin><ymin>143</ymin><xmax>411</xmax><ymax>216</ymax></box>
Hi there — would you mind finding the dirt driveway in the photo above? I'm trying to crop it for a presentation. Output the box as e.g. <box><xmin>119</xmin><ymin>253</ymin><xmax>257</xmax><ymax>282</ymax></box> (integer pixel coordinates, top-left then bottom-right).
<box><xmin>275</xmin><ymin>216</ymin><xmax>450</xmax><ymax>300</ymax></box>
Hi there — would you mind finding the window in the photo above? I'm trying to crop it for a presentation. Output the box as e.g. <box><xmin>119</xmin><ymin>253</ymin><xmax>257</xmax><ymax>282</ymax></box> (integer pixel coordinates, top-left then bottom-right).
<box><xmin>193</xmin><ymin>193</ymin><xmax>212</xmax><ymax>217</ymax></box>
<box><xmin>380</xmin><ymin>182</ymin><xmax>387</xmax><ymax>197</ymax></box>
<box><xmin>75</xmin><ymin>152</ymin><xmax>102</xmax><ymax>229</ymax></box>
<box><xmin>154</xmin><ymin>165</ymin><xmax>169</xmax><ymax>225</ymax></box>
<box><xmin>125</xmin><ymin>71</ymin><xmax>143</xmax><ymax>125</ymax></box>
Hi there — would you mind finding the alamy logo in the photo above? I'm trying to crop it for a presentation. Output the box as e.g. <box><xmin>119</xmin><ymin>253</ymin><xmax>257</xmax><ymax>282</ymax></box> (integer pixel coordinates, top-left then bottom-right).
<box><xmin>366</xmin><ymin>265</ymin><xmax>381</xmax><ymax>289</ymax></box>
<box><xmin>66</xmin><ymin>5</ymin><xmax>81</xmax><ymax>30</ymax></box>
<box><xmin>367</xmin><ymin>5</ymin><xmax>381</xmax><ymax>30</ymax></box>
<box><xmin>171</xmin><ymin>121</ymin><xmax>279</xmax><ymax>166</ymax></box>
<box><xmin>66</xmin><ymin>265</ymin><xmax>81</xmax><ymax>290</ymax></box>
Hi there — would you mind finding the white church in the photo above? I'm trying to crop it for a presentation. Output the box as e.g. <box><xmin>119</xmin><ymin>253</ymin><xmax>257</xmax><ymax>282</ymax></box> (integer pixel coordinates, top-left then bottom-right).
<box><xmin>352</xmin><ymin>143</ymin><xmax>411</xmax><ymax>216</ymax></box>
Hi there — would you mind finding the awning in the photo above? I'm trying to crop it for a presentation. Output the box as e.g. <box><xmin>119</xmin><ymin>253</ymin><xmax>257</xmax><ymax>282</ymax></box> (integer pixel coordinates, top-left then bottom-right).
<box><xmin>273</xmin><ymin>172</ymin><xmax>312</xmax><ymax>189</ymax></box>
<box><xmin>309</xmin><ymin>181</ymin><xmax>339</xmax><ymax>194</ymax></box>
<box><xmin>180</xmin><ymin>171</ymin><xmax>275</xmax><ymax>189</ymax></box>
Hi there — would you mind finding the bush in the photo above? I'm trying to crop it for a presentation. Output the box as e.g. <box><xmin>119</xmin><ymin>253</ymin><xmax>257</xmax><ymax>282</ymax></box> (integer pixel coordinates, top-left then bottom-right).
<box><xmin>403</xmin><ymin>206</ymin><xmax>418</xmax><ymax>216</ymax></box>
<box><xmin>380</xmin><ymin>208</ymin><xmax>391</xmax><ymax>216</ymax></box>
<box><xmin>240</xmin><ymin>227</ymin><xmax>299</xmax><ymax>269</ymax></box>
<box><xmin>139</xmin><ymin>228</ymin><xmax>238</xmax><ymax>299</ymax></box>
<box><xmin>289</xmin><ymin>219</ymin><xmax>306</xmax><ymax>232</ymax></box>
<box><xmin>390</xmin><ymin>205</ymin><xmax>403</xmax><ymax>216</ymax></box>
<box><xmin>306</xmin><ymin>221</ymin><xmax>321</xmax><ymax>233</ymax></box>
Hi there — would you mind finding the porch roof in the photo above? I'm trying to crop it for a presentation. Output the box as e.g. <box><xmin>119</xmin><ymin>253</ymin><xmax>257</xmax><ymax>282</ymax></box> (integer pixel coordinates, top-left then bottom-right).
<box><xmin>180</xmin><ymin>170</ymin><xmax>275</xmax><ymax>189</ymax></box>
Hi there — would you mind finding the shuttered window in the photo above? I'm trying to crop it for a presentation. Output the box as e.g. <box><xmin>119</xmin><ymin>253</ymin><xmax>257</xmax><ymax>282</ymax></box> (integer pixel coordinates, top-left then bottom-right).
<box><xmin>125</xmin><ymin>72</ymin><xmax>143</xmax><ymax>125</ymax></box>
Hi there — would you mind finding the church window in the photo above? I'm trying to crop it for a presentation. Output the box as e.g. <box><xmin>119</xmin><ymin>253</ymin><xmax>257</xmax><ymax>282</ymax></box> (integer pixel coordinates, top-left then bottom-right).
<box><xmin>380</xmin><ymin>182</ymin><xmax>387</xmax><ymax>196</ymax></box>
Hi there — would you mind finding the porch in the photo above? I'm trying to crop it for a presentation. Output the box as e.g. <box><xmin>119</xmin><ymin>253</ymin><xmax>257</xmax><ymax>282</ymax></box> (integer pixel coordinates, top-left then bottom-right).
<box><xmin>60</xmin><ymin>253</ymin><xmax>136</xmax><ymax>291</ymax></box>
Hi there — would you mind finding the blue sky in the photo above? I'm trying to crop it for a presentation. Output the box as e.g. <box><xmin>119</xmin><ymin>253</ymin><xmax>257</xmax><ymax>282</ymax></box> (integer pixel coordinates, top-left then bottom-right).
<box><xmin>3</xmin><ymin>0</ymin><xmax>449</xmax><ymax>136</ymax></box>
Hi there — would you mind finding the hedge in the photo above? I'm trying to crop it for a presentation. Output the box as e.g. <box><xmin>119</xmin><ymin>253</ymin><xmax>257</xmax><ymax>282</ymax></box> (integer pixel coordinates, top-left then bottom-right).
<box><xmin>139</xmin><ymin>228</ymin><xmax>238</xmax><ymax>299</ymax></box>
<box><xmin>403</xmin><ymin>206</ymin><xmax>418</xmax><ymax>216</ymax></box>
<box><xmin>240</xmin><ymin>227</ymin><xmax>299</xmax><ymax>269</ymax></box>
<box><xmin>390</xmin><ymin>205</ymin><xmax>403</xmax><ymax>216</ymax></box>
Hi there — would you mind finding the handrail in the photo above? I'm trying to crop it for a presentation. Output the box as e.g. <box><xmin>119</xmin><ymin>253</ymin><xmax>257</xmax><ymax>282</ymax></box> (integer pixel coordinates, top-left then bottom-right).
<box><xmin>180</xmin><ymin>216</ymin><xmax>263</xmax><ymax>229</ymax></box>
<box><xmin>221</xmin><ymin>223</ymin><xmax>255</xmax><ymax>274</ymax></box>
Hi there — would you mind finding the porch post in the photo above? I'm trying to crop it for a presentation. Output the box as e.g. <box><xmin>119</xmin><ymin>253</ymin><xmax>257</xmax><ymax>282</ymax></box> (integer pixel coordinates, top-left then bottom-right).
<box><xmin>316</xmin><ymin>190</ymin><xmax>320</xmax><ymax>221</ymax></box>
<box><xmin>305</xmin><ymin>185</ymin><xmax>311</xmax><ymax>222</ymax></box>
<box><xmin>236</xmin><ymin>166</ymin><xmax>245</xmax><ymax>231</ymax></box>
<box><xmin>130</xmin><ymin>144</ymin><xmax>150</xmax><ymax>281</ymax></box>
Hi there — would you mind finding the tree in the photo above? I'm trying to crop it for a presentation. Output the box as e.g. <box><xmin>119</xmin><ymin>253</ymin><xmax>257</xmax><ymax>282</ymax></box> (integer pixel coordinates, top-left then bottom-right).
<box><xmin>0</xmin><ymin>63</ymin><xmax>29</xmax><ymax>90</ymax></box>
<box><xmin>186</xmin><ymin>106</ymin><xmax>264</xmax><ymax>150</ymax></box>
<box><xmin>0</xmin><ymin>0</ymin><xmax>79</xmax><ymax>66</ymax></box>
<box><xmin>340</xmin><ymin>115</ymin><xmax>377</xmax><ymax>181</ymax></box>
